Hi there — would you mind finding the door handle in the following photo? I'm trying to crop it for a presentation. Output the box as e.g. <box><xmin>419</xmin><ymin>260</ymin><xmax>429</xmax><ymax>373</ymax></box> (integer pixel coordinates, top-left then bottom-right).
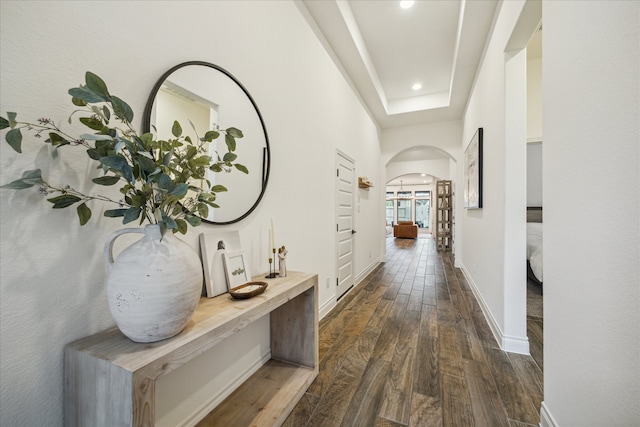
<box><xmin>352</xmin><ymin>230</ymin><xmax>357</xmax><ymax>234</ymax></box>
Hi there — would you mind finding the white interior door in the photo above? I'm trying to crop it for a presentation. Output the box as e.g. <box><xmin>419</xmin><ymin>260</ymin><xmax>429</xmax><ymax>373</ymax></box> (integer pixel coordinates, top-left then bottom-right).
<box><xmin>336</xmin><ymin>151</ymin><xmax>355</xmax><ymax>300</ymax></box>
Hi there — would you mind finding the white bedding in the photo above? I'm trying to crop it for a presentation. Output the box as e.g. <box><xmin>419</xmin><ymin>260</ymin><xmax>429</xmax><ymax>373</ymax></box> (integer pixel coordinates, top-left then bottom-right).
<box><xmin>527</xmin><ymin>223</ymin><xmax>543</xmax><ymax>282</ymax></box>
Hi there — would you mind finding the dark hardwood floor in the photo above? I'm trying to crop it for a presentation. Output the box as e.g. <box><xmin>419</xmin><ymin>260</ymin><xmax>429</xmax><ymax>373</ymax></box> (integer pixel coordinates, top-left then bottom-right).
<box><xmin>284</xmin><ymin>235</ymin><xmax>543</xmax><ymax>427</ymax></box>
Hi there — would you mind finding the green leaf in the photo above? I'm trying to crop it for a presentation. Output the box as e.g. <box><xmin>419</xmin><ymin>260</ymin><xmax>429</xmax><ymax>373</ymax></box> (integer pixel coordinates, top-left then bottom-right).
<box><xmin>102</xmin><ymin>105</ymin><xmax>111</xmax><ymax>121</ymax></box>
<box><xmin>47</xmin><ymin>194</ymin><xmax>81</xmax><ymax>209</ymax></box>
<box><xmin>175</xmin><ymin>218</ymin><xmax>188</xmax><ymax>235</ymax></box>
<box><xmin>92</xmin><ymin>175</ymin><xmax>120</xmax><ymax>186</ymax></box>
<box><xmin>103</xmin><ymin>208</ymin><xmax>127</xmax><ymax>218</ymax></box>
<box><xmin>135</xmin><ymin>155</ymin><xmax>156</xmax><ymax>174</ymax></box>
<box><xmin>157</xmin><ymin>174</ymin><xmax>175</xmax><ymax>192</ymax></box>
<box><xmin>48</xmin><ymin>132</ymin><xmax>70</xmax><ymax>146</ymax></box>
<box><xmin>100</xmin><ymin>155</ymin><xmax>128</xmax><ymax>171</ymax></box>
<box><xmin>186</xmin><ymin>215</ymin><xmax>201</xmax><ymax>227</ymax></box>
<box><xmin>170</xmin><ymin>183</ymin><xmax>189</xmax><ymax>197</ymax></box>
<box><xmin>203</xmin><ymin>130</ymin><xmax>220</xmax><ymax>141</ymax></box>
<box><xmin>0</xmin><ymin>117</ymin><xmax>9</xmax><ymax>130</ymax></box>
<box><xmin>197</xmin><ymin>203</ymin><xmax>209</xmax><ymax>218</ymax></box>
<box><xmin>160</xmin><ymin>215</ymin><xmax>177</xmax><ymax>231</ymax></box>
<box><xmin>110</xmin><ymin>96</ymin><xmax>134</xmax><ymax>124</ymax></box>
<box><xmin>185</xmin><ymin>145</ymin><xmax>198</xmax><ymax>160</ymax></box>
<box><xmin>172</xmin><ymin>121</ymin><xmax>182</xmax><ymax>138</ymax></box>
<box><xmin>79</xmin><ymin>117</ymin><xmax>105</xmax><ymax>131</ymax></box>
<box><xmin>211</xmin><ymin>185</ymin><xmax>228</xmax><ymax>193</ymax></box>
<box><xmin>123</xmin><ymin>207</ymin><xmax>141</xmax><ymax>224</ymax></box>
<box><xmin>68</xmin><ymin>86</ymin><xmax>106</xmax><ymax>104</ymax></box>
<box><xmin>6</xmin><ymin>128</ymin><xmax>22</xmax><ymax>153</ymax></box>
<box><xmin>85</xmin><ymin>72</ymin><xmax>110</xmax><ymax>99</ymax></box>
<box><xmin>223</xmin><ymin>152</ymin><xmax>237</xmax><ymax>162</ymax></box>
<box><xmin>130</xmin><ymin>193</ymin><xmax>147</xmax><ymax>208</ymax></box>
<box><xmin>2</xmin><ymin>169</ymin><xmax>43</xmax><ymax>189</ymax></box>
<box><xmin>71</xmin><ymin>97</ymin><xmax>87</xmax><ymax>107</ymax></box>
<box><xmin>86</xmin><ymin>148</ymin><xmax>101</xmax><ymax>160</ymax></box>
<box><xmin>225</xmin><ymin>134</ymin><xmax>236</xmax><ymax>152</ymax></box>
<box><xmin>234</xmin><ymin>163</ymin><xmax>249</xmax><ymax>174</ymax></box>
<box><xmin>77</xmin><ymin>203</ymin><xmax>91</xmax><ymax>225</ymax></box>
<box><xmin>226</xmin><ymin>127</ymin><xmax>243</xmax><ymax>138</ymax></box>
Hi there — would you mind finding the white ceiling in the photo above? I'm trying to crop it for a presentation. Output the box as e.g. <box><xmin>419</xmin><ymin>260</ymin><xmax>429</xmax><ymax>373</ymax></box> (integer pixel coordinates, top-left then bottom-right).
<box><xmin>298</xmin><ymin>1</ymin><xmax>541</xmax><ymax>187</ymax></box>
<box><xmin>300</xmin><ymin>0</ymin><xmax>499</xmax><ymax>129</ymax></box>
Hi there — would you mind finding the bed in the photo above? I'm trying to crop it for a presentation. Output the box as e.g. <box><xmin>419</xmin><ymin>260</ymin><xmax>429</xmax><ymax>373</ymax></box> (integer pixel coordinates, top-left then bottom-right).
<box><xmin>526</xmin><ymin>207</ymin><xmax>543</xmax><ymax>289</ymax></box>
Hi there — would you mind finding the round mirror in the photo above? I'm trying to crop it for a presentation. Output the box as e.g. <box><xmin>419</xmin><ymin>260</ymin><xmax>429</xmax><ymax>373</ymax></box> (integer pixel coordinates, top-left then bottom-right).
<box><xmin>143</xmin><ymin>61</ymin><xmax>270</xmax><ymax>224</ymax></box>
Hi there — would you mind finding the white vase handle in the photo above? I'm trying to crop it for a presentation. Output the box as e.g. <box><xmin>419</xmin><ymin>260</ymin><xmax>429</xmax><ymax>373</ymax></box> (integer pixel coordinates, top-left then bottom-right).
<box><xmin>104</xmin><ymin>228</ymin><xmax>146</xmax><ymax>272</ymax></box>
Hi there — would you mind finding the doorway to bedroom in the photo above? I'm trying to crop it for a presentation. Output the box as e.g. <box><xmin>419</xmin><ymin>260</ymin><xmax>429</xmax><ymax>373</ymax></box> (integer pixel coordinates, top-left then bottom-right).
<box><xmin>525</xmin><ymin>22</ymin><xmax>543</xmax><ymax>370</ymax></box>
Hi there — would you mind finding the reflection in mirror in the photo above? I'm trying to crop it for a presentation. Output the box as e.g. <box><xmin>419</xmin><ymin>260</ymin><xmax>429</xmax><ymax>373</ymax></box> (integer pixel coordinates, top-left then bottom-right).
<box><xmin>143</xmin><ymin>62</ymin><xmax>269</xmax><ymax>224</ymax></box>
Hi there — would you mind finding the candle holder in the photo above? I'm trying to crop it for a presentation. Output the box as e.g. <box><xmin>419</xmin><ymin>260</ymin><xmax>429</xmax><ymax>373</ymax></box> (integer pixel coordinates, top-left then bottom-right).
<box><xmin>265</xmin><ymin>248</ymin><xmax>278</xmax><ymax>278</ymax></box>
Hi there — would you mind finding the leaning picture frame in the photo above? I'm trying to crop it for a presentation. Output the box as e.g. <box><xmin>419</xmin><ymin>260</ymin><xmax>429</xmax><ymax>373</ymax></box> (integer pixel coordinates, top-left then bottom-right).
<box><xmin>464</xmin><ymin>127</ymin><xmax>483</xmax><ymax>209</ymax></box>
<box><xmin>199</xmin><ymin>231</ymin><xmax>242</xmax><ymax>298</ymax></box>
<box><xmin>222</xmin><ymin>250</ymin><xmax>251</xmax><ymax>290</ymax></box>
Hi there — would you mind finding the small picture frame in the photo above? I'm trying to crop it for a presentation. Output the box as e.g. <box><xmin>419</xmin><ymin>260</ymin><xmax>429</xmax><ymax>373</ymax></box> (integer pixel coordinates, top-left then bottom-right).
<box><xmin>222</xmin><ymin>250</ymin><xmax>251</xmax><ymax>290</ymax></box>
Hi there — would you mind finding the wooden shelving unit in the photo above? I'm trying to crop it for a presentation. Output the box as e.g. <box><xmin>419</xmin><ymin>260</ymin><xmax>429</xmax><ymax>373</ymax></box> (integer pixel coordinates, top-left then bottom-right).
<box><xmin>436</xmin><ymin>180</ymin><xmax>453</xmax><ymax>251</ymax></box>
<box><xmin>65</xmin><ymin>271</ymin><xmax>318</xmax><ymax>427</ymax></box>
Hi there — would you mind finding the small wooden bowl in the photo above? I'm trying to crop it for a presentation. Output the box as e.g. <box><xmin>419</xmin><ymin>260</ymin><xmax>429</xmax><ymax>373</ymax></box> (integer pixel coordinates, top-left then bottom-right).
<box><xmin>229</xmin><ymin>281</ymin><xmax>268</xmax><ymax>299</ymax></box>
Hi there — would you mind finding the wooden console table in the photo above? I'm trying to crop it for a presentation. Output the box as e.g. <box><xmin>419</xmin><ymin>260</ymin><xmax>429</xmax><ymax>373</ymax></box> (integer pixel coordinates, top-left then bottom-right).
<box><xmin>64</xmin><ymin>271</ymin><xmax>318</xmax><ymax>427</ymax></box>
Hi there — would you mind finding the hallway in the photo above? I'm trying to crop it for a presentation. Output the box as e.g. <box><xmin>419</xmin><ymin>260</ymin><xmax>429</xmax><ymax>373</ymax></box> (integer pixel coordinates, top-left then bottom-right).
<box><xmin>284</xmin><ymin>235</ymin><xmax>543</xmax><ymax>426</ymax></box>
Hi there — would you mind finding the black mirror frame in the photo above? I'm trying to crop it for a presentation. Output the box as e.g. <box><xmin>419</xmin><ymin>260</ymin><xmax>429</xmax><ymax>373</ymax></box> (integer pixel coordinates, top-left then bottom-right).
<box><xmin>142</xmin><ymin>61</ymin><xmax>270</xmax><ymax>225</ymax></box>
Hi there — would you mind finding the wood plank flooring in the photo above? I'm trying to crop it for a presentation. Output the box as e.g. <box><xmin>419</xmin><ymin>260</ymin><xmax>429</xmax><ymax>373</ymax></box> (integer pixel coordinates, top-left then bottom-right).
<box><xmin>284</xmin><ymin>235</ymin><xmax>543</xmax><ymax>427</ymax></box>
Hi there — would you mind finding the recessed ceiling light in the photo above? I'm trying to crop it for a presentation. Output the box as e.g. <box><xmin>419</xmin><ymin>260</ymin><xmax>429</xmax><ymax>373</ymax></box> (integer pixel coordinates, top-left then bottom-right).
<box><xmin>400</xmin><ymin>1</ymin><xmax>415</xmax><ymax>9</ymax></box>
<box><xmin>412</xmin><ymin>83</ymin><xmax>422</xmax><ymax>91</ymax></box>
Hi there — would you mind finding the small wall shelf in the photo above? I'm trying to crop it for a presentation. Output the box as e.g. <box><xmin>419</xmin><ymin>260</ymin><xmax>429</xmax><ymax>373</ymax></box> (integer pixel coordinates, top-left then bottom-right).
<box><xmin>358</xmin><ymin>176</ymin><xmax>374</xmax><ymax>189</ymax></box>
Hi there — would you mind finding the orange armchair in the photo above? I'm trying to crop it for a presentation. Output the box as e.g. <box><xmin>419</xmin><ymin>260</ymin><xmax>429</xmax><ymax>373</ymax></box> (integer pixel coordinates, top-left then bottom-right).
<box><xmin>393</xmin><ymin>221</ymin><xmax>418</xmax><ymax>239</ymax></box>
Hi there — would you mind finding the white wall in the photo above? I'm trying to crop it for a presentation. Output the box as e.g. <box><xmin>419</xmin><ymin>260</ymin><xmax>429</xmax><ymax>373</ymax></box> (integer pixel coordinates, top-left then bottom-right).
<box><xmin>527</xmin><ymin>55</ymin><xmax>543</xmax><ymax>142</ymax></box>
<box><xmin>0</xmin><ymin>1</ymin><xmax>382</xmax><ymax>425</ymax></box>
<box><xmin>541</xmin><ymin>1</ymin><xmax>639</xmax><ymax>425</ymax></box>
<box><xmin>527</xmin><ymin>143</ymin><xmax>543</xmax><ymax>206</ymax></box>
<box><xmin>459</xmin><ymin>0</ymin><xmax>532</xmax><ymax>353</ymax></box>
<box><xmin>386</xmin><ymin>159</ymin><xmax>452</xmax><ymax>183</ymax></box>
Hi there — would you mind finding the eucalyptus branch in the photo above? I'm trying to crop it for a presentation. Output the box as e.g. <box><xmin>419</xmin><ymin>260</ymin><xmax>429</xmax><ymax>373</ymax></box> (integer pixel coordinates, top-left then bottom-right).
<box><xmin>1</xmin><ymin>71</ymin><xmax>248</xmax><ymax>234</ymax></box>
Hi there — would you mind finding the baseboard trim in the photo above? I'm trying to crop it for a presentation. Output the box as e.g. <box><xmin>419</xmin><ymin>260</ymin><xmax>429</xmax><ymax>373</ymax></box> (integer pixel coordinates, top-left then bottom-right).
<box><xmin>460</xmin><ymin>263</ymin><xmax>529</xmax><ymax>355</ymax></box>
<box><xmin>355</xmin><ymin>259</ymin><xmax>380</xmax><ymax>285</ymax></box>
<box><xmin>319</xmin><ymin>296</ymin><xmax>336</xmax><ymax>320</ymax></box>
<box><xmin>539</xmin><ymin>401</ymin><xmax>558</xmax><ymax>427</ymax></box>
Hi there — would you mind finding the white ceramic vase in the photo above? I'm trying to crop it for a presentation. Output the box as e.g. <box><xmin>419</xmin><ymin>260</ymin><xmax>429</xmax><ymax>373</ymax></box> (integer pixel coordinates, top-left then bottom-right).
<box><xmin>104</xmin><ymin>224</ymin><xmax>202</xmax><ymax>343</ymax></box>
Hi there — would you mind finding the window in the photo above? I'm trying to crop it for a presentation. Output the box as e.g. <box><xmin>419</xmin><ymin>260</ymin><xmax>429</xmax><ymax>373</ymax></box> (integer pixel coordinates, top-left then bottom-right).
<box><xmin>386</xmin><ymin>199</ymin><xmax>394</xmax><ymax>225</ymax></box>
<box><xmin>415</xmin><ymin>190</ymin><xmax>430</xmax><ymax>228</ymax></box>
<box><xmin>397</xmin><ymin>199</ymin><xmax>412</xmax><ymax>222</ymax></box>
<box><xmin>415</xmin><ymin>199</ymin><xmax>430</xmax><ymax>228</ymax></box>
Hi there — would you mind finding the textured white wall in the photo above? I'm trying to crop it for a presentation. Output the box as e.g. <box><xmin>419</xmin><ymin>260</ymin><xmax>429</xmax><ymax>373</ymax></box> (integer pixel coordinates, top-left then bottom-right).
<box><xmin>0</xmin><ymin>1</ymin><xmax>382</xmax><ymax>425</ymax></box>
<box><xmin>542</xmin><ymin>1</ymin><xmax>639</xmax><ymax>424</ymax></box>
